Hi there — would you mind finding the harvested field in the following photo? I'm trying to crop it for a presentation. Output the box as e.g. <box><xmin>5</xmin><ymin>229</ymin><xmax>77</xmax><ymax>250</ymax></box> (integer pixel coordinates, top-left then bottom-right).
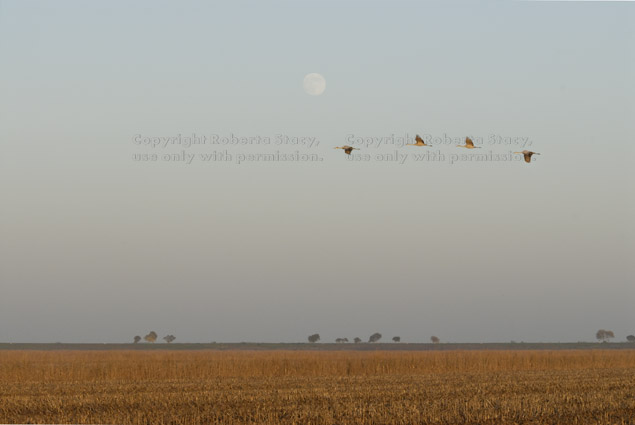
<box><xmin>1</xmin><ymin>350</ymin><xmax>634</xmax><ymax>424</ymax></box>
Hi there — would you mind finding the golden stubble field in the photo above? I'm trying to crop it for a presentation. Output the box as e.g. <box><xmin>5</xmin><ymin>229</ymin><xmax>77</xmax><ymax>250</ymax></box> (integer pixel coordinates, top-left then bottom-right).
<box><xmin>1</xmin><ymin>349</ymin><xmax>634</xmax><ymax>424</ymax></box>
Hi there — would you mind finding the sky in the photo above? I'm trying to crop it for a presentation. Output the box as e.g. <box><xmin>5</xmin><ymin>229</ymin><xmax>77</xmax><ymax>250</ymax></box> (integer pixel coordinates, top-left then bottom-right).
<box><xmin>1</xmin><ymin>0</ymin><xmax>634</xmax><ymax>344</ymax></box>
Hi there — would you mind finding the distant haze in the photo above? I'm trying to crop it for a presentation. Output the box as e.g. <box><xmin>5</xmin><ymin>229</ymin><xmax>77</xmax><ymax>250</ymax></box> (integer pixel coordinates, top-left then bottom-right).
<box><xmin>1</xmin><ymin>1</ymin><xmax>633</xmax><ymax>343</ymax></box>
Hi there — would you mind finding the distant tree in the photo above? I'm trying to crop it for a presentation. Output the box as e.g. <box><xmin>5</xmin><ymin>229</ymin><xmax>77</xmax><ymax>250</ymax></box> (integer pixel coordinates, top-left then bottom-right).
<box><xmin>430</xmin><ymin>336</ymin><xmax>440</xmax><ymax>344</ymax></box>
<box><xmin>627</xmin><ymin>335</ymin><xmax>635</xmax><ymax>343</ymax></box>
<box><xmin>163</xmin><ymin>335</ymin><xmax>176</xmax><ymax>343</ymax></box>
<box><xmin>308</xmin><ymin>333</ymin><xmax>320</xmax><ymax>343</ymax></box>
<box><xmin>596</xmin><ymin>329</ymin><xmax>605</xmax><ymax>342</ymax></box>
<box><xmin>353</xmin><ymin>337</ymin><xmax>362</xmax><ymax>344</ymax></box>
<box><xmin>368</xmin><ymin>332</ymin><xmax>382</xmax><ymax>343</ymax></box>
<box><xmin>133</xmin><ymin>335</ymin><xmax>141</xmax><ymax>344</ymax></box>
<box><xmin>144</xmin><ymin>331</ymin><xmax>158</xmax><ymax>343</ymax></box>
<box><xmin>343</xmin><ymin>338</ymin><xmax>349</xmax><ymax>343</ymax></box>
<box><xmin>392</xmin><ymin>336</ymin><xmax>401</xmax><ymax>343</ymax></box>
<box><xmin>335</xmin><ymin>338</ymin><xmax>343</xmax><ymax>343</ymax></box>
<box><xmin>596</xmin><ymin>329</ymin><xmax>615</xmax><ymax>343</ymax></box>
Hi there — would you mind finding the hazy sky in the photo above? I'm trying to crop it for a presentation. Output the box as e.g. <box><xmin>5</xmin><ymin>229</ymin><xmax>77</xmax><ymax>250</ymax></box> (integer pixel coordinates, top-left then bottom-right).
<box><xmin>1</xmin><ymin>0</ymin><xmax>634</xmax><ymax>343</ymax></box>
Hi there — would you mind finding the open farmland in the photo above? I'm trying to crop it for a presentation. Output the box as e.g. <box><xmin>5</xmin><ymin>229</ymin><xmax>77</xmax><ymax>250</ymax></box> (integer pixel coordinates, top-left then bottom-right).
<box><xmin>1</xmin><ymin>350</ymin><xmax>634</xmax><ymax>424</ymax></box>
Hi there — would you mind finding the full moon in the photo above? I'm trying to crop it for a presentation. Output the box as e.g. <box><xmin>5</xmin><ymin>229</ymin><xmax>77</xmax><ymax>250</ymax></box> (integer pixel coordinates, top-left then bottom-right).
<box><xmin>303</xmin><ymin>73</ymin><xmax>326</xmax><ymax>96</ymax></box>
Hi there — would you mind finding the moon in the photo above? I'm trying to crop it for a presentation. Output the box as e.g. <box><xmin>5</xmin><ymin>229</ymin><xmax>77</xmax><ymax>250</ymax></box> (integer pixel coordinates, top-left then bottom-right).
<box><xmin>303</xmin><ymin>73</ymin><xmax>326</xmax><ymax>96</ymax></box>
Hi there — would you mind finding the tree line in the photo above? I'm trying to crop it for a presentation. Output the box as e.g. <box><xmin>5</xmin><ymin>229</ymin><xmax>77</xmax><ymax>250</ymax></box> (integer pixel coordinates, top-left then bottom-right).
<box><xmin>128</xmin><ymin>330</ymin><xmax>635</xmax><ymax>344</ymax></box>
<box><xmin>133</xmin><ymin>331</ymin><xmax>176</xmax><ymax>343</ymax></box>
<box><xmin>308</xmin><ymin>333</ymin><xmax>441</xmax><ymax>344</ymax></box>
<box><xmin>309</xmin><ymin>331</ymin><xmax>635</xmax><ymax>344</ymax></box>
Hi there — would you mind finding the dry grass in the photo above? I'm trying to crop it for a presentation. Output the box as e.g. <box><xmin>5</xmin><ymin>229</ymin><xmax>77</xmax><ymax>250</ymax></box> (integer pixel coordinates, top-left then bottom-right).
<box><xmin>1</xmin><ymin>350</ymin><xmax>634</xmax><ymax>424</ymax></box>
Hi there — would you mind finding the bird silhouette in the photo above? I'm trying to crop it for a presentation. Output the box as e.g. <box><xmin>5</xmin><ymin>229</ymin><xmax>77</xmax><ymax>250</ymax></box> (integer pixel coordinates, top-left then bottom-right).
<box><xmin>514</xmin><ymin>150</ymin><xmax>540</xmax><ymax>163</ymax></box>
<box><xmin>457</xmin><ymin>137</ymin><xmax>480</xmax><ymax>149</ymax></box>
<box><xmin>335</xmin><ymin>146</ymin><xmax>358</xmax><ymax>155</ymax></box>
<box><xmin>406</xmin><ymin>134</ymin><xmax>431</xmax><ymax>147</ymax></box>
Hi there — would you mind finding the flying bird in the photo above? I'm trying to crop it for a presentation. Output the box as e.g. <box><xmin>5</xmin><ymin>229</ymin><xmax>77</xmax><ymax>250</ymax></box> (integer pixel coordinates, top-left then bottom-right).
<box><xmin>457</xmin><ymin>137</ymin><xmax>481</xmax><ymax>149</ymax></box>
<box><xmin>514</xmin><ymin>150</ymin><xmax>540</xmax><ymax>163</ymax></box>
<box><xmin>406</xmin><ymin>134</ymin><xmax>431</xmax><ymax>147</ymax></box>
<box><xmin>335</xmin><ymin>146</ymin><xmax>358</xmax><ymax>155</ymax></box>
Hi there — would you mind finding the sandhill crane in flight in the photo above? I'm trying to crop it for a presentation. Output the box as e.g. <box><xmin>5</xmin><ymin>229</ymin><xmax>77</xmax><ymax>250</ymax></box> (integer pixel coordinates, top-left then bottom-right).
<box><xmin>514</xmin><ymin>150</ymin><xmax>540</xmax><ymax>163</ymax></box>
<box><xmin>335</xmin><ymin>145</ymin><xmax>358</xmax><ymax>155</ymax></box>
<box><xmin>457</xmin><ymin>137</ymin><xmax>481</xmax><ymax>149</ymax></box>
<box><xmin>406</xmin><ymin>134</ymin><xmax>431</xmax><ymax>147</ymax></box>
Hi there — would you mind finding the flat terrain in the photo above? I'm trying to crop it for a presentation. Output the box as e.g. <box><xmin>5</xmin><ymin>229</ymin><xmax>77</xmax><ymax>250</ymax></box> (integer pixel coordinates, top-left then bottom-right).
<box><xmin>0</xmin><ymin>342</ymin><xmax>633</xmax><ymax>351</ymax></box>
<box><xmin>1</xmin><ymin>350</ymin><xmax>635</xmax><ymax>424</ymax></box>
